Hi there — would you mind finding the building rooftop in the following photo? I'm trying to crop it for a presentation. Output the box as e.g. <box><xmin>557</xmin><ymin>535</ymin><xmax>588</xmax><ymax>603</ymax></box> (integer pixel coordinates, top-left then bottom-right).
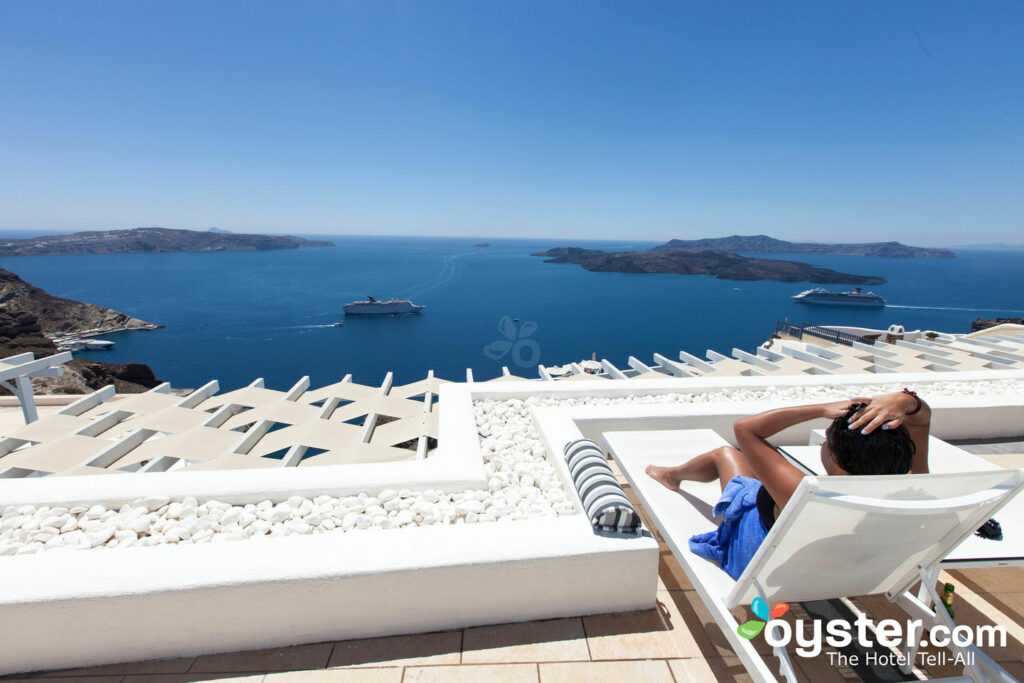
<box><xmin>3</xmin><ymin>322</ymin><xmax>1024</xmax><ymax>681</ymax></box>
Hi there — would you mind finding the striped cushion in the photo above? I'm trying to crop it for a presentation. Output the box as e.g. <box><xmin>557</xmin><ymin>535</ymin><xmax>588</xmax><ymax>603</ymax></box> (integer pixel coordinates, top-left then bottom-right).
<box><xmin>564</xmin><ymin>438</ymin><xmax>641</xmax><ymax>534</ymax></box>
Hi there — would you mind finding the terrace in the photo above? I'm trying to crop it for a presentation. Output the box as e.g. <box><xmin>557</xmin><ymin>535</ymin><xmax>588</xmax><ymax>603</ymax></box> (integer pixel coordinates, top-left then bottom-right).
<box><xmin>2</xmin><ymin>324</ymin><xmax>1024</xmax><ymax>681</ymax></box>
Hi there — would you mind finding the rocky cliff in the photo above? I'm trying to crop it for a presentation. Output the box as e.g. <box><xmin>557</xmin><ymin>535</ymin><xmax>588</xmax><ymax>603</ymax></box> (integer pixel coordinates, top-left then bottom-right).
<box><xmin>533</xmin><ymin>247</ymin><xmax>887</xmax><ymax>284</ymax></box>
<box><xmin>652</xmin><ymin>235</ymin><xmax>955</xmax><ymax>258</ymax></box>
<box><xmin>0</xmin><ymin>310</ymin><xmax>162</xmax><ymax>394</ymax></box>
<box><xmin>0</xmin><ymin>227</ymin><xmax>334</xmax><ymax>257</ymax></box>
<box><xmin>0</xmin><ymin>268</ymin><xmax>156</xmax><ymax>334</ymax></box>
<box><xmin>971</xmin><ymin>317</ymin><xmax>1024</xmax><ymax>333</ymax></box>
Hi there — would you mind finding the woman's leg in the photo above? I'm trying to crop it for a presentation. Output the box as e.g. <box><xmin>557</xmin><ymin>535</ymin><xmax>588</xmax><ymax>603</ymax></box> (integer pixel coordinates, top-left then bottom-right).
<box><xmin>646</xmin><ymin>446</ymin><xmax>756</xmax><ymax>493</ymax></box>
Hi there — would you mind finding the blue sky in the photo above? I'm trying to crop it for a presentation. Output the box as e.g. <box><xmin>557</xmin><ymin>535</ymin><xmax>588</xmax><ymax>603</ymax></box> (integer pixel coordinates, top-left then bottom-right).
<box><xmin>1</xmin><ymin>2</ymin><xmax>1021</xmax><ymax>245</ymax></box>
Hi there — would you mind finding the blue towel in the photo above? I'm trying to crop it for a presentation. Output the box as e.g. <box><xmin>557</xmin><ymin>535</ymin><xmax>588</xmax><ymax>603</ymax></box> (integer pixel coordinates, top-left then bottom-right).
<box><xmin>688</xmin><ymin>475</ymin><xmax>769</xmax><ymax>580</ymax></box>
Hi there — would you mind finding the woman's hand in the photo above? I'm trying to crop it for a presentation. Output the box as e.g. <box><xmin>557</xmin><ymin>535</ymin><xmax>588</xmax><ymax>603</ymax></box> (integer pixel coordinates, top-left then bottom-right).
<box><xmin>819</xmin><ymin>399</ymin><xmax>855</xmax><ymax>420</ymax></box>
<box><xmin>847</xmin><ymin>392</ymin><xmax>917</xmax><ymax>434</ymax></box>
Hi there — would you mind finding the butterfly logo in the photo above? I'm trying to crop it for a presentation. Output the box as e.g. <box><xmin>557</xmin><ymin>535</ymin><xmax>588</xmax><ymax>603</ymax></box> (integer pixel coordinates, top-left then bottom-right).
<box><xmin>483</xmin><ymin>316</ymin><xmax>540</xmax><ymax>368</ymax></box>
<box><xmin>737</xmin><ymin>597</ymin><xmax>789</xmax><ymax>639</ymax></box>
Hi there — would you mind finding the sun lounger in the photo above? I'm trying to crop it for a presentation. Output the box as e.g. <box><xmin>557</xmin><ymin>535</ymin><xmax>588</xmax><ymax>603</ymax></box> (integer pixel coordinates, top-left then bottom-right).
<box><xmin>605</xmin><ymin>429</ymin><xmax>1024</xmax><ymax>683</ymax></box>
<box><xmin>779</xmin><ymin>434</ymin><xmax>1024</xmax><ymax>569</ymax></box>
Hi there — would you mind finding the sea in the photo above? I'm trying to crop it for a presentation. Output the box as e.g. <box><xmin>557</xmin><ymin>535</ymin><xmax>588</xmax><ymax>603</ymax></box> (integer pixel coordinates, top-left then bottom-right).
<box><xmin>2</xmin><ymin>235</ymin><xmax>1024</xmax><ymax>392</ymax></box>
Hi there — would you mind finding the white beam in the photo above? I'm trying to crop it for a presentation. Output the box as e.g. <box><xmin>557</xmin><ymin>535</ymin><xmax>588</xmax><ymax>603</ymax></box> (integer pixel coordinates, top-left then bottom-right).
<box><xmin>600</xmin><ymin>360</ymin><xmax>627</xmax><ymax>379</ymax></box>
<box><xmin>84</xmin><ymin>429</ymin><xmax>157</xmax><ymax>469</ymax></box>
<box><xmin>416</xmin><ymin>371</ymin><xmax>435</xmax><ymax>460</ymax></box>
<box><xmin>176</xmin><ymin>380</ymin><xmax>220</xmax><ymax>409</ymax></box>
<box><xmin>230</xmin><ymin>419</ymin><xmax>275</xmax><ymax>455</ymax></box>
<box><xmin>58</xmin><ymin>385</ymin><xmax>116</xmax><ymax>416</ymax></box>
<box><xmin>627</xmin><ymin>356</ymin><xmax>652</xmax><ymax>375</ymax></box>
<box><xmin>284</xmin><ymin>376</ymin><xmax>310</xmax><ymax>402</ymax></box>
<box><xmin>358</xmin><ymin>373</ymin><xmax>393</xmax><ymax>444</ymax></box>
<box><xmin>0</xmin><ymin>352</ymin><xmax>72</xmax><ymax>383</ymax></box>
<box><xmin>678</xmin><ymin>350</ymin><xmax>716</xmax><ymax>373</ymax></box>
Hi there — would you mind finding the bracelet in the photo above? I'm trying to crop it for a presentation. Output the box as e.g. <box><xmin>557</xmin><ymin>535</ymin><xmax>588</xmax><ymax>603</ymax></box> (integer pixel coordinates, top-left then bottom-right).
<box><xmin>903</xmin><ymin>388</ymin><xmax>922</xmax><ymax>416</ymax></box>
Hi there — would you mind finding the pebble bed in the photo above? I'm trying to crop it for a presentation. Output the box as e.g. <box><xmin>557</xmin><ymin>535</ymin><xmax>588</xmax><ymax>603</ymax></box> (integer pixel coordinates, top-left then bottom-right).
<box><xmin>2</xmin><ymin>378</ymin><xmax>1021</xmax><ymax>557</ymax></box>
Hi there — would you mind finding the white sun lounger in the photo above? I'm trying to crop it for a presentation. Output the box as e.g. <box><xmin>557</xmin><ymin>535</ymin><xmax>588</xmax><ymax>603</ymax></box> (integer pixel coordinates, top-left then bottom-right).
<box><xmin>605</xmin><ymin>429</ymin><xmax>1024</xmax><ymax>683</ymax></box>
<box><xmin>779</xmin><ymin>434</ymin><xmax>1024</xmax><ymax>569</ymax></box>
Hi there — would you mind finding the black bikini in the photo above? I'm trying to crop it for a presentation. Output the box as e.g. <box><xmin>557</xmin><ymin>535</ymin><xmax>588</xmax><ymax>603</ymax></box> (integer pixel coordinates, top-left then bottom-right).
<box><xmin>755</xmin><ymin>485</ymin><xmax>776</xmax><ymax>530</ymax></box>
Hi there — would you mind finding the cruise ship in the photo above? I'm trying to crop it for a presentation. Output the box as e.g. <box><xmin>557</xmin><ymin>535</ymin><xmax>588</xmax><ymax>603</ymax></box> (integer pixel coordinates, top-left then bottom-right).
<box><xmin>792</xmin><ymin>287</ymin><xmax>886</xmax><ymax>307</ymax></box>
<box><xmin>342</xmin><ymin>296</ymin><xmax>425</xmax><ymax>315</ymax></box>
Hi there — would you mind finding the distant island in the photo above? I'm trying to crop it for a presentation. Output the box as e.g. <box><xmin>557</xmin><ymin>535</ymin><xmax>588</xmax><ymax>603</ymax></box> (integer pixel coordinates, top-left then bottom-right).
<box><xmin>533</xmin><ymin>247</ymin><xmax>886</xmax><ymax>284</ymax></box>
<box><xmin>651</xmin><ymin>235</ymin><xmax>955</xmax><ymax>258</ymax></box>
<box><xmin>0</xmin><ymin>227</ymin><xmax>334</xmax><ymax>257</ymax></box>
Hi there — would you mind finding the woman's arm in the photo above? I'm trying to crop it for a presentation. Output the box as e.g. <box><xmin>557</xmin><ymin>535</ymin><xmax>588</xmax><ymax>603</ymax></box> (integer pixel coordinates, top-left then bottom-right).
<box><xmin>848</xmin><ymin>390</ymin><xmax>931</xmax><ymax>473</ymax></box>
<box><xmin>733</xmin><ymin>400</ymin><xmax>852</xmax><ymax>510</ymax></box>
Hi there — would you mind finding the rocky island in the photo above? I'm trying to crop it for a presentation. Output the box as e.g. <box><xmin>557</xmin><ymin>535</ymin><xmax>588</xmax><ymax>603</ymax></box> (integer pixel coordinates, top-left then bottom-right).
<box><xmin>652</xmin><ymin>235</ymin><xmax>954</xmax><ymax>258</ymax></box>
<box><xmin>0</xmin><ymin>268</ymin><xmax>164</xmax><ymax>393</ymax></box>
<box><xmin>0</xmin><ymin>311</ymin><xmax>162</xmax><ymax>394</ymax></box>
<box><xmin>533</xmin><ymin>247</ymin><xmax>887</xmax><ymax>284</ymax></box>
<box><xmin>972</xmin><ymin>317</ymin><xmax>1024</xmax><ymax>332</ymax></box>
<box><xmin>0</xmin><ymin>268</ymin><xmax>159</xmax><ymax>335</ymax></box>
<box><xmin>0</xmin><ymin>227</ymin><xmax>334</xmax><ymax>257</ymax></box>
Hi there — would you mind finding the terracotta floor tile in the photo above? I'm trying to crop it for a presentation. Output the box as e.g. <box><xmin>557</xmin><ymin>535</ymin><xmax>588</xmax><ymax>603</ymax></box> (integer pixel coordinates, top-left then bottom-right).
<box><xmin>462</xmin><ymin>618</ymin><xmax>589</xmax><ymax>664</ymax></box>
<box><xmin>657</xmin><ymin>550</ymin><xmax>693</xmax><ymax>592</ymax></box>
<box><xmin>538</xmin><ymin>659</ymin><xmax>673</xmax><ymax>682</ymax></box>
<box><xmin>656</xmin><ymin>590</ymin><xmax>748</xmax><ymax>660</ymax></box>
<box><xmin>582</xmin><ymin>605</ymin><xmax>681</xmax><ymax>660</ymax></box>
<box><xmin>793</xmin><ymin>654</ymin><xmax>854</xmax><ymax>682</ymax></box>
<box><xmin>951</xmin><ymin>567</ymin><xmax>1024</xmax><ymax>594</ymax></box>
<box><xmin>668</xmin><ymin>657</ymin><xmax>754</xmax><ymax>683</ymax></box>
<box><xmin>327</xmin><ymin>631</ymin><xmax>462</xmax><ymax>668</ymax></box>
<box><xmin>190</xmin><ymin>644</ymin><xmax>333</xmax><ymax>673</ymax></box>
<box><xmin>265</xmin><ymin>669</ymin><xmax>401</xmax><ymax>683</ymax></box>
<box><xmin>403</xmin><ymin>664</ymin><xmax>537</xmax><ymax>683</ymax></box>
<box><xmin>655</xmin><ymin>590</ymin><xmax>726</xmax><ymax>659</ymax></box>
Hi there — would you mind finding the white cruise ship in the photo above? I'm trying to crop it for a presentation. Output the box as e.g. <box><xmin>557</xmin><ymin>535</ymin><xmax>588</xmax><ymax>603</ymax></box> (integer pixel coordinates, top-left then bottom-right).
<box><xmin>792</xmin><ymin>287</ymin><xmax>886</xmax><ymax>307</ymax></box>
<box><xmin>343</xmin><ymin>297</ymin><xmax>425</xmax><ymax>315</ymax></box>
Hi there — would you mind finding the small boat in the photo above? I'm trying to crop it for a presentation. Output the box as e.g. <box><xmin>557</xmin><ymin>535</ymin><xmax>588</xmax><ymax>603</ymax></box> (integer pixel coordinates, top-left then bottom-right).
<box><xmin>343</xmin><ymin>296</ymin><xmax>425</xmax><ymax>315</ymax></box>
<box><xmin>793</xmin><ymin>287</ymin><xmax>886</xmax><ymax>308</ymax></box>
<box><xmin>83</xmin><ymin>339</ymin><xmax>115</xmax><ymax>350</ymax></box>
<box><xmin>332</xmin><ymin>322</ymin><xmax>344</xmax><ymax>327</ymax></box>
<box><xmin>473</xmin><ymin>241</ymin><xmax>490</xmax><ymax>247</ymax></box>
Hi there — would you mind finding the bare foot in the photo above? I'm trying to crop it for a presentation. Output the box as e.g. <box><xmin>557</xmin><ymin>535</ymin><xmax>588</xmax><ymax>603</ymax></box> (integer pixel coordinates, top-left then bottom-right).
<box><xmin>646</xmin><ymin>464</ymin><xmax>682</xmax><ymax>491</ymax></box>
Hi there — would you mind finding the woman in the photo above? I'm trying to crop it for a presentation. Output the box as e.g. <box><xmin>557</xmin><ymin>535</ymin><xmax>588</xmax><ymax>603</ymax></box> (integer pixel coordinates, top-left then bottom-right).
<box><xmin>645</xmin><ymin>390</ymin><xmax>931</xmax><ymax>579</ymax></box>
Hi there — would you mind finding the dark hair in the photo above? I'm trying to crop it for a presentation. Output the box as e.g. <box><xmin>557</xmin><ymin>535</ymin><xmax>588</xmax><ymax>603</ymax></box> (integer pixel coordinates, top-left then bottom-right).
<box><xmin>825</xmin><ymin>403</ymin><xmax>915</xmax><ymax>475</ymax></box>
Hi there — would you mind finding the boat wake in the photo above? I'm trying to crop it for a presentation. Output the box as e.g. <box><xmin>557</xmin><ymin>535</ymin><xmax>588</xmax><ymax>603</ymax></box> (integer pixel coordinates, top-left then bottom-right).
<box><xmin>887</xmin><ymin>304</ymin><xmax>1024</xmax><ymax>315</ymax></box>
<box><xmin>397</xmin><ymin>252</ymin><xmax>467</xmax><ymax>298</ymax></box>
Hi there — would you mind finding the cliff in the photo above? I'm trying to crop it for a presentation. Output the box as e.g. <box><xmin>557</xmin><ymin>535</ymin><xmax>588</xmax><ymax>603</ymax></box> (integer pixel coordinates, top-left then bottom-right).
<box><xmin>652</xmin><ymin>235</ymin><xmax>954</xmax><ymax>258</ymax></box>
<box><xmin>533</xmin><ymin>247</ymin><xmax>887</xmax><ymax>284</ymax></box>
<box><xmin>0</xmin><ymin>227</ymin><xmax>334</xmax><ymax>257</ymax></box>
<box><xmin>0</xmin><ymin>268</ymin><xmax>157</xmax><ymax>334</ymax></box>
<box><xmin>971</xmin><ymin>317</ymin><xmax>1024</xmax><ymax>333</ymax></box>
<box><xmin>0</xmin><ymin>310</ymin><xmax>162</xmax><ymax>394</ymax></box>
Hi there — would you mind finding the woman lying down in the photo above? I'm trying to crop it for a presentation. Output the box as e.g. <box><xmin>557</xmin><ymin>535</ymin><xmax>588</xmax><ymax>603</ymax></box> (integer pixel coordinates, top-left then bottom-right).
<box><xmin>646</xmin><ymin>390</ymin><xmax>931</xmax><ymax>580</ymax></box>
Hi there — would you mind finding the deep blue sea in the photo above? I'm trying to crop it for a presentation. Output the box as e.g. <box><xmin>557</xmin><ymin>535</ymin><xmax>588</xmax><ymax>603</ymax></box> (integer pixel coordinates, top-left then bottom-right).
<box><xmin>3</xmin><ymin>235</ymin><xmax>1024</xmax><ymax>391</ymax></box>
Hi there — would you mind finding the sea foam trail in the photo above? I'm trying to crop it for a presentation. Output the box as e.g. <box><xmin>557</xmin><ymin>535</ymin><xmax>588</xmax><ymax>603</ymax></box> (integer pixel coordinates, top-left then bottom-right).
<box><xmin>397</xmin><ymin>252</ymin><xmax>468</xmax><ymax>298</ymax></box>
<box><xmin>888</xmin><ymin>304</ymin><xmax>1024</xmax><ymax>314</ymax></box>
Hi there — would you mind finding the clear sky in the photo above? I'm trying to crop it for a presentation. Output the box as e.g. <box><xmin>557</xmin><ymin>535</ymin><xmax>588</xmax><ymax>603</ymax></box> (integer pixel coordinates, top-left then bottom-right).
<box><xmin>1</xmin><ymin>2</ymin><xmax>1021</xmax><ymax>245</ymax></box>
